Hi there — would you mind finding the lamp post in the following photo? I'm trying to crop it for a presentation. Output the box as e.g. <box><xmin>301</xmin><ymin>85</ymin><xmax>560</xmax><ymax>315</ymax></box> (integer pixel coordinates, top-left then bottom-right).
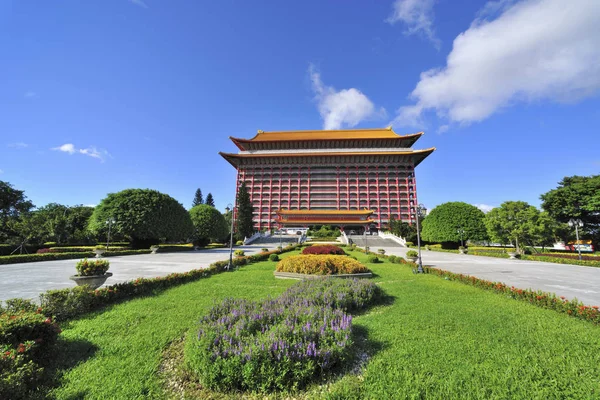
<box><xmin>568</xmin><ymin>218</ymin><xmax>584</xmax><ymax>261</ymax></box>
<box><xmin>457</xmin><ymin>227</ymin><xmax>465</xmax><ymax>247</ymax></box>
<box><xmin>226</xmin><ymin>204</ymin><xmax>234</xmax><ymax>271</ymax></box>
<box><xmin>105</xmin><ymin>217</ymin><xmax>115</xmax><ymax>250</ymax></box>
<box><xmin>414</xmin><ymin>204</ymin><xmax>424</xmax><ymax>273</ymax></box>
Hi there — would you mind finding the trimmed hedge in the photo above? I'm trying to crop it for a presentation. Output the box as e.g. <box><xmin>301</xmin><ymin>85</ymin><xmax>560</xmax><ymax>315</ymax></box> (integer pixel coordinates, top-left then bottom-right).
<box><xmin>276</xmin><ymin>255</ymin><xmax>369</xmax><ymax>275</ymax></box>
<box><xmin>301</xmin><ymin>244</ymin><xmax>345</xmax><ymax>255</ymax></box>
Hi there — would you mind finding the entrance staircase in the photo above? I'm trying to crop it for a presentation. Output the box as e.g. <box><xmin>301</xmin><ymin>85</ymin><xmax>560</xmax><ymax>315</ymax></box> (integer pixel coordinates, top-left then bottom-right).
<box><xmin>346</xmin><ymin>235</ymin><xmax>404</xmax><ymax>248</ymax></box>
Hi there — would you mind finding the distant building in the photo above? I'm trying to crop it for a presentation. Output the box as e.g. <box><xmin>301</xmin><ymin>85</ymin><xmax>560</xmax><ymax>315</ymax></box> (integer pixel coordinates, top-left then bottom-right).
<box><xmin>220</xmin><ymin>127</ymin><xmax>434</xmax><ymax>233</ymax></box>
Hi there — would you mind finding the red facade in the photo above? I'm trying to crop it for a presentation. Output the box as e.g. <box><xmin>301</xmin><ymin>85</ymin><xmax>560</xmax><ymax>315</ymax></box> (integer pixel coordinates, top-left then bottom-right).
<box><xmin>220</xmin><ymin>128</ymin><xmax>434</xmax><ymax>231</ymax></box>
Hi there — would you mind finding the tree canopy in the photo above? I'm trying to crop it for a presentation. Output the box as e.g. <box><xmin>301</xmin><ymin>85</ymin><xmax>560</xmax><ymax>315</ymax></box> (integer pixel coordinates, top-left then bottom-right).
<box><xmin>205</xmin><ymin>193</ymin><xmax>215</xmax><ymax>207</ymax></box>
<box><xmin>192</xmin><ymin>189</ymin><xmax>204</xmax><ymax>207</ymax></box>
<box><xmin>235</xmin><ymin>182</ymin><xmax>254</xmax><ymax>239</ymax></box>
<box><xmin>484</xmin><ymin>201</ymin><xmax>545</xmax><ymax>251</ymax></box>
<box><xmin>0</xmin><ymin>181</ymin><xmax>34</xmax><ymax>242</ymax></box>
<box><xmin>541</xmin><ymin>175</ymin><xmax>600</xmax><ymax>245</ymax></box>
<box><xmin>189</xmin><ymin>204</ymin><xmax>227</xmax><ymax>245</ymax></box>
<box><xmin>421</xmin><ymin>202</ymin><xmax>488</xmax><ymax>245</ymax></box>
<box><xmin>88</xmin><ymin>189</ymin><xmax>194</xmax><ymax>248</ymax></box>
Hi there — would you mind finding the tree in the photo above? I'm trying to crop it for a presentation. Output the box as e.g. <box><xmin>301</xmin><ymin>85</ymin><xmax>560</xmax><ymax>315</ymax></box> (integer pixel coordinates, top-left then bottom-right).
<box><xmin>189</xmin><ymin>204</ymin><xmax>227</xmax><ymax>246</ymax></box>
<box><xmin>192</xmin><ymin>189</ymin><xmax>204</xmax><ymax>207</ymax></box>
<box><xmin>88</xmin><ymin>189</ymin><xmax>194</xmax><ymax>248</ymax></box>
<box><xmin>541</xmin><ymin>175</ymin><xmax>600</xmax><ymax>245</ymax></box>
<box><xmin>235</xmin><ymin>182</ymin><xmax>254</xmax><ymax>239</ymax></box>
<box><xmin>484</xmin><ymin>201</ymin><xmax>542</xmax><ymax>252</ymax></box>
<box><xmin>0</xmin><ymin>181</ymin><xmax>34</xmax><ymax>242</ymax></box>
<box><xmin>421</xmin><ymin>202</ymin><xmax>488</xmax><ymax>247</ymax></box>
<box><xmin>205</xmin><ymin>193</ymin><xmax>215</xmax><ymax>207</ymax></box>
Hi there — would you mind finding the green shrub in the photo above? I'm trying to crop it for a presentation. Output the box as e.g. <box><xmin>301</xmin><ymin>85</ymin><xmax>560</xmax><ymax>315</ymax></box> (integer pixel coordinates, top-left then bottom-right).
<box><xmin>0</xmin><ymin>311</ymin><xmax>62</xmax><ymax>398</ymax></box>
<box><xmin>232</xmin><ymin>257</ymin><xmax>247</xmax><ymax>267</ymax></box>
<box><xmin>2</xmin><ymin>299</ymin><xmax>38</xmax><ymax>314</ymax></box>
<box><xmin>39</xmin><ymin>286</ymin><xmax>97</xmax><ymax>322</ymax></box>
<box><xmin>367</xmin><ymin>255</ymin><xmax>379</xmax><ymax>263</ymax></box>
<box><xmin>406</xmin><ymin>241</ymin><xmax>414</xmax><ymax>247</ymax></box>
<box><xmin>406</xmin><ymin>250</ymin><xmax>419</xmax><ymax>258</ymax></box>
<box><xmin>233</xmin><ymin>249</ymin><xmax>245</xmax><ymax>257</ymax></box>
<box><xmin>235</xmin><ymin>240</ymin><xmax>244</xmax><ymax>246</ymax></box>
<box><xmin>75</xmin><ymin>259</ymin><xmax>110</xmax><ymax>276</ymax></box>
<box><xmin>269</xmin><ymin>253</ymin><xmax>279</xmax><ymax>262</ymax></box>
<box><xmin>276</xmin><ymin>255</ymin><xmax>369</xmax><ymax>275</ymax></box>
<box><xmin>261</xmin><ymin>248</ymin><xmax>269</xmax><ymax>252</ymax></box>
<box><xmin>388</xmin><ymin>255</ymin><xmax>397</xmax><ymax>263</ymax></box>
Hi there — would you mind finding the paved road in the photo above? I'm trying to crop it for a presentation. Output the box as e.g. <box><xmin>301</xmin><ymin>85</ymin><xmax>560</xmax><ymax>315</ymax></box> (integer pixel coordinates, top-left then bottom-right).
<box><xmin>379</xmin><ymin>246</ymin><xmax>600</xmax><ymax>306</ymax></box>
<box><xmin>0</xmin><ymin>245</ymin><xmax>274</xmax><ymax>302</ymax></box>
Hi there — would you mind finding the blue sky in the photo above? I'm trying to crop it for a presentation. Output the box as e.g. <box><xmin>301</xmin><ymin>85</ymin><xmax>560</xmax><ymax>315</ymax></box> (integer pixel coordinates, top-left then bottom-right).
<box><xmin>1</xmin><ymin>0</ymin><xmax>599</xmax><ymax>214</ymax></box>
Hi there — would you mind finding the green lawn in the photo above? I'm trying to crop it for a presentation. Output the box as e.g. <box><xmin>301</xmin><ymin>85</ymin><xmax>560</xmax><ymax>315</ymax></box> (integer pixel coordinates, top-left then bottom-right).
<box><xmin>48</xmin><ymin>251</ymin><xmax>600</xmax><ymax>399</ymax></box>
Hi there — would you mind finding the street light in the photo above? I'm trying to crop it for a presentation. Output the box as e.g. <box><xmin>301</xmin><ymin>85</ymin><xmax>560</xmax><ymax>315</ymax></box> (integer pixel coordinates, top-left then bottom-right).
<box><xmin>457</xmin><ymin>227</ymin><xmax>465</xmax><ymax>248</ymax></box>
<box><xmin>568</xmin><ymin>218</ymin><xmax>584</xmax><ymax>261</ymax></box>
<box><xmin>105</xmin><ymin>217</ymin><xmax>116</xmax><ymax>250</ymax></box>
<box><xmin>226</xmin><ymin>204</ymin><xmax>234</xmax><ymax>271</ymax></box>
<box><xmin>414</xmin><ymin>204</ymin><xmax>424</xmax><ymax>273</ymax></box>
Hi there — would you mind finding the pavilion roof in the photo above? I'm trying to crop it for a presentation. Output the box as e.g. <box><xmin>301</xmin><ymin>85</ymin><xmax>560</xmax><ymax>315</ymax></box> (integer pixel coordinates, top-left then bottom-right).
<box><xmin>219</xmin><ymin>147</ymin><xmax>435</xmax><ymax>168</ymax></box>
<box><xmin>230</xmin><ymin>128</ymin><xmax>423</xmax><ymax>150</ymax></box>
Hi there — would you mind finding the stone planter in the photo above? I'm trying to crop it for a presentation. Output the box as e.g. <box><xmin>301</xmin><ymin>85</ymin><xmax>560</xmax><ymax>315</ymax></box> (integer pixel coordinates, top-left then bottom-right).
<box><xmin>150</xmin><ymin>246</ymin><xmax>159</xmax><ymax>254</ymax></box>
<box><xmin>69</xmin><ymin>272</ymin><xmax>113</xmax><ymax>290</ymax></box>
<box><xmin>459</xmin><ymin>248</ymin><xmax>468</xmax><ymax>254</ymax></box>
<box><xmin>508</xmin><ymin>252</ymin><xmax>519</xmax><ymax>259</ymax></box>
<box><xmin>407</xmin><ymin>256</ymin><xmax>419</xmax><ymax>263</ymax></box>
<box><xmin>93</xmin><ymin>249</ymin><xmax>106</xmax><ymax>258</ymax></box>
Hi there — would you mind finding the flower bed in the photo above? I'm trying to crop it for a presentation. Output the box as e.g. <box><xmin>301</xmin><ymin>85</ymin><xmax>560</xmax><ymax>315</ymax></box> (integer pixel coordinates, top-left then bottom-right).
<box><xmin>301</xmin><ymin>244</ymin><xmax>345</xmax><ymax>255</ymax></box>
<box><xmin>422</xmin><ymin>266</ymin><xmax>600</xmax><ymax>324</ymax></box>
<box><xmin>184</xmin><ymin>278</ymin><xmax>382</xmax><ymax>392</ymax></box>
<box><xmin>276</xmin><ymin>255</ymin><xmax>369</xmax><ymax>275</ymax></box>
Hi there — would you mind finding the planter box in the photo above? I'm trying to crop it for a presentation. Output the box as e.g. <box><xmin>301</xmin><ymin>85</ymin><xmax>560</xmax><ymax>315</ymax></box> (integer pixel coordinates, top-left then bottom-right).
<box><xmin>69</xmin><ymin>272</ymin><xmax>113</xmax><ymax>289</ymax></box>
<box><xmin>274</xmin><ymin>271</ymin><xmax>372</xmax><ymax>280</ymax></box>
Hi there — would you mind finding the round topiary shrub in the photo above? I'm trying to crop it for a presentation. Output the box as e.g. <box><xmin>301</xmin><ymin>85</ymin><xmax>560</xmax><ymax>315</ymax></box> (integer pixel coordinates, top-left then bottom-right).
<box><xmin>406</xmin><ymin>250</ymin><xmax>419</xmax><ymax>258</ymax></box>
<box><xmin>276</xmin><ymin>255</ymin><xmax>368</xmax><ymax>275</ymax></box>
<box><xmin>236</xmin><ymin>240</ymin><xmax>244</xmax><ymax>246</ymax></box>
<box><xmin>233</xmin><ymin>249</ymin><xmax>245</xmax><ymax>257</ymax></box>
<box><xmin>88</xmin><ymin>189</ymin><xmax>194</xmax><ymax>249</ymax></box>
<box><xmin>268</xmin><ymin>253</ymin><xmax>279</xmax><ymax>262</ymax></box>
<box><xmin>388</xmin><ymin>255</ymin><xmax>397</xmax><ymax>263</ymax></box>
<box><xmin>367</xmin><ymin>255</ymin><xmax>379</xmax><ymax>263</ymax></box>
<box><xmin>261</xmin><ymin>248</ymin><xmax>269</xmax><ymax>253</ymax></box>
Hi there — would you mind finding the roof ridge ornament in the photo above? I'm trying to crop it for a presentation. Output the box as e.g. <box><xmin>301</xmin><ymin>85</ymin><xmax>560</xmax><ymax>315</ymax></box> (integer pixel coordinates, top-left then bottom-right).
<box><xmin>386</xmin><ymin>126</ymin><xmax>393</xmax><ymax>130</ymax></box>
<box><xmin>257</xmin><ymin>130</ymin><xmax>264</xmax><ymax>133</ymax></box>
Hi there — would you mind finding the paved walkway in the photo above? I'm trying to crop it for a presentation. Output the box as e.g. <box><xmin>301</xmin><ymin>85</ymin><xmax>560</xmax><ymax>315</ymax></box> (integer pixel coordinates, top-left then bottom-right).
<box><xmin>380</xmin><ymin>246</ymin><xmax>600</xmax><ymax>306</ymax></box>
<box><xmin>0</xmin><ymin>245</ymin><xmax>274</xmax><ymax>302</ymax></box>
<box><xmin>4</xmin><ymin>242</ymin><xmax>600</xmax><ymax>307</ymax></box>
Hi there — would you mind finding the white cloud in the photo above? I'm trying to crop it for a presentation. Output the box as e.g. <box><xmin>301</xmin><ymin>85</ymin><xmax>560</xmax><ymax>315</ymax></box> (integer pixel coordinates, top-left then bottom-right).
<box><xmin>51</xmin><ymin>143</ymin><xmax>110</xmax><ymax>162</ymax></box>
<box><xmin>53</xmin><ymin>143</ymin><xmax>76</xmax><ymax>154</ymax></box>
<box><xmin>392</xmin><ymin>0</ymin><xmax>600</xmax><ymax>127</ymax></box>
<box><xmin>474</xmin><ymin>204</ymin><xmax>495</xmax><ymax>213</ymax></box>
<box><xmin>309</xmin><ymin>64</ymin><xmax>385</xmax><ymax>130</ymax></box>
<box><xmin>386</xmin><ymin>0</ymin><xmax>440</xmax><ymax>49</ymax></box>
<box><xmin>436</xmin><ymin>124</ymin><xmax>449</xmax><ymax>134</ymax></box>
<box><xmin>129</xmin><ymin>0</ymin><xmax>148</xmax><ymax>8</ymax></box>
<box><xmin>7</xmin><ymin>142</ymin><xmax>28</xmax><ymax>148</ymax></box>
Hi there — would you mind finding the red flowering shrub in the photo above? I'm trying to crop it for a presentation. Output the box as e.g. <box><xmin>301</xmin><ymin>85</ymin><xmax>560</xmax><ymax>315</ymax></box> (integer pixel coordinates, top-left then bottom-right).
<box><xmin>301</xmin><ymin>245</ymin><xmax>345</xmax><ymax>255</ymax></box>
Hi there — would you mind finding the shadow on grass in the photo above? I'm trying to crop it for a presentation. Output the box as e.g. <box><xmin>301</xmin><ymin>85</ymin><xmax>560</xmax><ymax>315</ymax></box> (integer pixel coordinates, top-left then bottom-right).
<box><xmin>33</xmin><ymin>338</ymin><xmax>99</xmax><ymax>400</ymax></box>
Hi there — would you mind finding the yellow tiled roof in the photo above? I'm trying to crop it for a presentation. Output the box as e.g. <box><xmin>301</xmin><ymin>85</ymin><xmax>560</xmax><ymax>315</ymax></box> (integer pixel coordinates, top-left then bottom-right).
<box><xmin>233</xmin><ymin>127</ymin><xmax>422</xmax><ymax>142</ymax></box>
